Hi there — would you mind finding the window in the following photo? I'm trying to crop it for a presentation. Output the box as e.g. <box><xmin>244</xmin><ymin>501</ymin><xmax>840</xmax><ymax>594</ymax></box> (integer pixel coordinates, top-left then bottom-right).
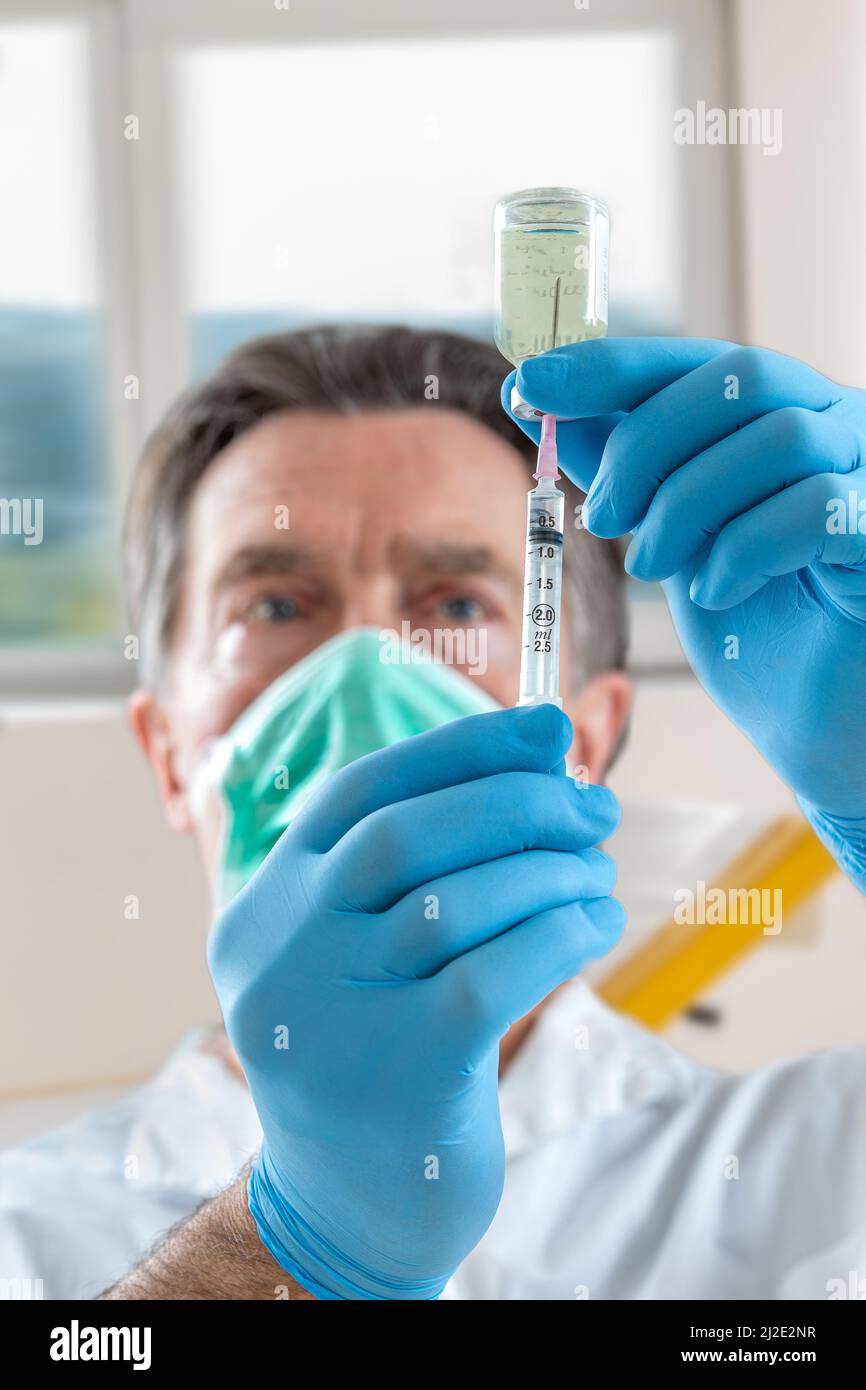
<box><xmin>0</xmin><ymin>19</ymin><xmax>116</xmax><ymax>648</ymax></box>
<box><xmin>173</xmin><ymin>31</ymin><xmax>682</xmax><ymax>379</ymax></box>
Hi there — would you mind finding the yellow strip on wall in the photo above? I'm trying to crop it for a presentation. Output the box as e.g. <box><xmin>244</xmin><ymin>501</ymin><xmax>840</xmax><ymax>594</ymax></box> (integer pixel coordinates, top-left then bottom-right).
<box><xmin>596</xmin><ymin>817</ymin><xmax>838</xmax><ymax>1030</ymax></box>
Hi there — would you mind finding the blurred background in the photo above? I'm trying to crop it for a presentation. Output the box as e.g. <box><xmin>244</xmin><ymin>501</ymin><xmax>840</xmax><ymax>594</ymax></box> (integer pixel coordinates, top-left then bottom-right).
<box><xmin>2</xmin><ymin>0</ymin><xmax>866</xmax><ymax>1140</ymax></box>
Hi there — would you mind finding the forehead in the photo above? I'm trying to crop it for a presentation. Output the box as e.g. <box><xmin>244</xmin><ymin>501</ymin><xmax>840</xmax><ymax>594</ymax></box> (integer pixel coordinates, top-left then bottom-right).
<box><xmin>186</xmin><ymin>407</ymin><xmax>531</xmax><ymax>561</ymax></box>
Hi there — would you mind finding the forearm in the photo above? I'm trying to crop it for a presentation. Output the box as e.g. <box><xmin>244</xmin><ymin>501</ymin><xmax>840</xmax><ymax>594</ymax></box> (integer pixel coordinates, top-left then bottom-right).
<box><xmin>100</xmin><ymin>1169</ymin><xmax>316</xmax><ymax>1301</ymax></box>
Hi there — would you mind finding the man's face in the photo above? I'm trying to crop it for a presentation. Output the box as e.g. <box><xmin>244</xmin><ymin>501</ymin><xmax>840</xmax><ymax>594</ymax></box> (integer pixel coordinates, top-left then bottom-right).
<box><xmin>131</xmin><ymin>405</ymin><xmax>629</xmax><ymax>872</ymax></box>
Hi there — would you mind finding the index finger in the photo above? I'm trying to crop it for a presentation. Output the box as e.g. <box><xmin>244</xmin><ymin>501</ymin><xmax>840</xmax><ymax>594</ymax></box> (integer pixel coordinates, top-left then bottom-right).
<box><xmin>298</xmin><ymin>702</ymin><xmax>573</xmax><ymax>850</ymax></box>
<box><xmin>515</xmin><ymin>336</ymin><xmax>734</xmax><ymax>419</ymax></box>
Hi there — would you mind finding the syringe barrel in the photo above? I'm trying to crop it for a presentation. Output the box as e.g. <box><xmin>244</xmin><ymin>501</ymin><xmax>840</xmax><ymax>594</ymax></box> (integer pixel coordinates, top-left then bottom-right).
<box><xmin>518</xmin><ymin>479</ymin><xmax>565</xmax><ymax>708</ymax></box>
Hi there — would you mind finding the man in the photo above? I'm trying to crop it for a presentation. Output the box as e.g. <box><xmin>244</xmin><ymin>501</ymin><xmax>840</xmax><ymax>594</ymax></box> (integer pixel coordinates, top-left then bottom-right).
<box><xmin>3</xmin><ymin>325</ymin><xmax>866</xmax><ymax>1300</ymax></box>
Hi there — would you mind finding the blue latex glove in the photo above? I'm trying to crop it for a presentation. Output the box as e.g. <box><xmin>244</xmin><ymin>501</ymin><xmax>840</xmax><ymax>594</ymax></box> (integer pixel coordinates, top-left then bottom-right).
<box><xmin>208</xmin><ymin>704</ymin><xmax>623</xmax><ymax>1300</ymax></box>
<box><xmin>503</xmin><ymin>338</ymin><xmax>866</xmax><ymax>891</ymax></box>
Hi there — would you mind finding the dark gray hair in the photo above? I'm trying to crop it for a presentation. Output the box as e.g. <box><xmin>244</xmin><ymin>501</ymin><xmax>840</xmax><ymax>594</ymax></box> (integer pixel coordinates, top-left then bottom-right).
<box><xmin>124</xmin><ymin>324</ymin><xmax>627</xmax><ymax>687</ymax></box>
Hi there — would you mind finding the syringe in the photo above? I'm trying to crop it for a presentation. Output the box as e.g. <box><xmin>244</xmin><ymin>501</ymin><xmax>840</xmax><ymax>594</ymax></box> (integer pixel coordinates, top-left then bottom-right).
<box><xmin>518</xmin><ymin>414</ymin><xmax>565</xmax><ymax>708</ymax></box>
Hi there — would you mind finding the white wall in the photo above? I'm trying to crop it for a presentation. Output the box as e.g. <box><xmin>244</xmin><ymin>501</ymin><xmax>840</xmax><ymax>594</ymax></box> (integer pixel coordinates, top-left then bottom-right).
<box><xmin>734</xmin><ymin>0</ymin><xmax>866</xmax><ymax>385</ymax></box>
<box><xmin>0</xmin><ymin>707</ymin><xmax>217</xmax><ymax>1102</ymax></box>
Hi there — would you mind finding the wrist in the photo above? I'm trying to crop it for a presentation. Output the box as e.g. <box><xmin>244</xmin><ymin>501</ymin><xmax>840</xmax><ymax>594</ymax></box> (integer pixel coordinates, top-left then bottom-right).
<box><xmin>797</xmin><ymin>797</ymin><xmax>866</xmax><ymax>894</ymax></box>
<box><xmin>248</xmin><ymin>1145</ymin><xmax>447</xmax><ymax>1302</ymax></box>
<box><xmin>101</xmin><ymin>1171</ymin><xmax>317</xmax><ymax>1300</ymax></box>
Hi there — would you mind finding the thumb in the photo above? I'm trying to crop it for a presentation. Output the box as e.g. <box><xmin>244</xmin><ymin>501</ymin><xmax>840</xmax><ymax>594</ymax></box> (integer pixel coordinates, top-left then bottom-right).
<box><xmin>501</xmin><ymin>366</ymin><xmax>621</xmax><ymax>494</ymax></box>
<box><xmin>516</xmin><ymin>337</ymin><xmax>734</xmax><ymax>418</ymax></box>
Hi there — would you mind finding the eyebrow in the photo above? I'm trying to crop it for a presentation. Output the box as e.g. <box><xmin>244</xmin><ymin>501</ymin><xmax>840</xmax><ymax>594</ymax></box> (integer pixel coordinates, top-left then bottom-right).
<box><xmin>388</xmin><ymin>536</ymin><xmax>517</xmax><ymax>581</ymax></box>
<box><xmin>211</xmin><ymin>544</ymin><xmax>322</xmax><ymax>595</ymax></box>
<box><xmin>210</xmin><ymin>536</ymin><xmax>520</xmax><ymax>596</ymax></box>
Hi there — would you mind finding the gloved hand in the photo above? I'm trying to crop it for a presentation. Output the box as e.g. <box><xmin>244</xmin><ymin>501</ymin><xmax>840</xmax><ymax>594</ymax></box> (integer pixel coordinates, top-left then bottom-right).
<box><xmin>208</xmin><ymin>703</ymin><xmax>623</xmax><ymax>1300</ymax></box>
<box><xmin>504</xmin><ymin>338</ymin><xmax>866</xmax><ymax>891</ymax></box>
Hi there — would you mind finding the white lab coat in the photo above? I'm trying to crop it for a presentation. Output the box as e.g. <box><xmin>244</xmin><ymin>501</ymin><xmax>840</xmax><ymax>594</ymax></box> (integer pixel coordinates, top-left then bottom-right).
<box><xmin>2</xmin><ymin>980</ymin><xmax>866</xmax><ymax>1300</ymax></box>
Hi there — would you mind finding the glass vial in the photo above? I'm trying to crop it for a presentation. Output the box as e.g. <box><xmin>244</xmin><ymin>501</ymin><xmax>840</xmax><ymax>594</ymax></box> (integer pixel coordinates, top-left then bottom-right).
<box><xmin>494</xmin><ymin>187</ymin><xmax>609</xmax><ymax>417</ymax></box>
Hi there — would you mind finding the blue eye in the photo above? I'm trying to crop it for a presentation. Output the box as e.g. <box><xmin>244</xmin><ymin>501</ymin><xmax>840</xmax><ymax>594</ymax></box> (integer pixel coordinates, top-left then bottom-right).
<box><xmin>249</xmin><ymin>596</ymin><xmax>299</xmax><ymax>624</ymax></box>
<box><xmin>441</xmin><ymin>595</ymin><xmax>484</xmax><ymax>622</ymax></box>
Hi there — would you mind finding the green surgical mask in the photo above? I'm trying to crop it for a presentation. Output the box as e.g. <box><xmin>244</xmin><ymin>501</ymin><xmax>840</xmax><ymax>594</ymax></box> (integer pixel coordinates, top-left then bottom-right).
<box><xmin>193</xmin><ymin>627</ymin><xmax>499</xmax><ymax>906</ymax></box>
